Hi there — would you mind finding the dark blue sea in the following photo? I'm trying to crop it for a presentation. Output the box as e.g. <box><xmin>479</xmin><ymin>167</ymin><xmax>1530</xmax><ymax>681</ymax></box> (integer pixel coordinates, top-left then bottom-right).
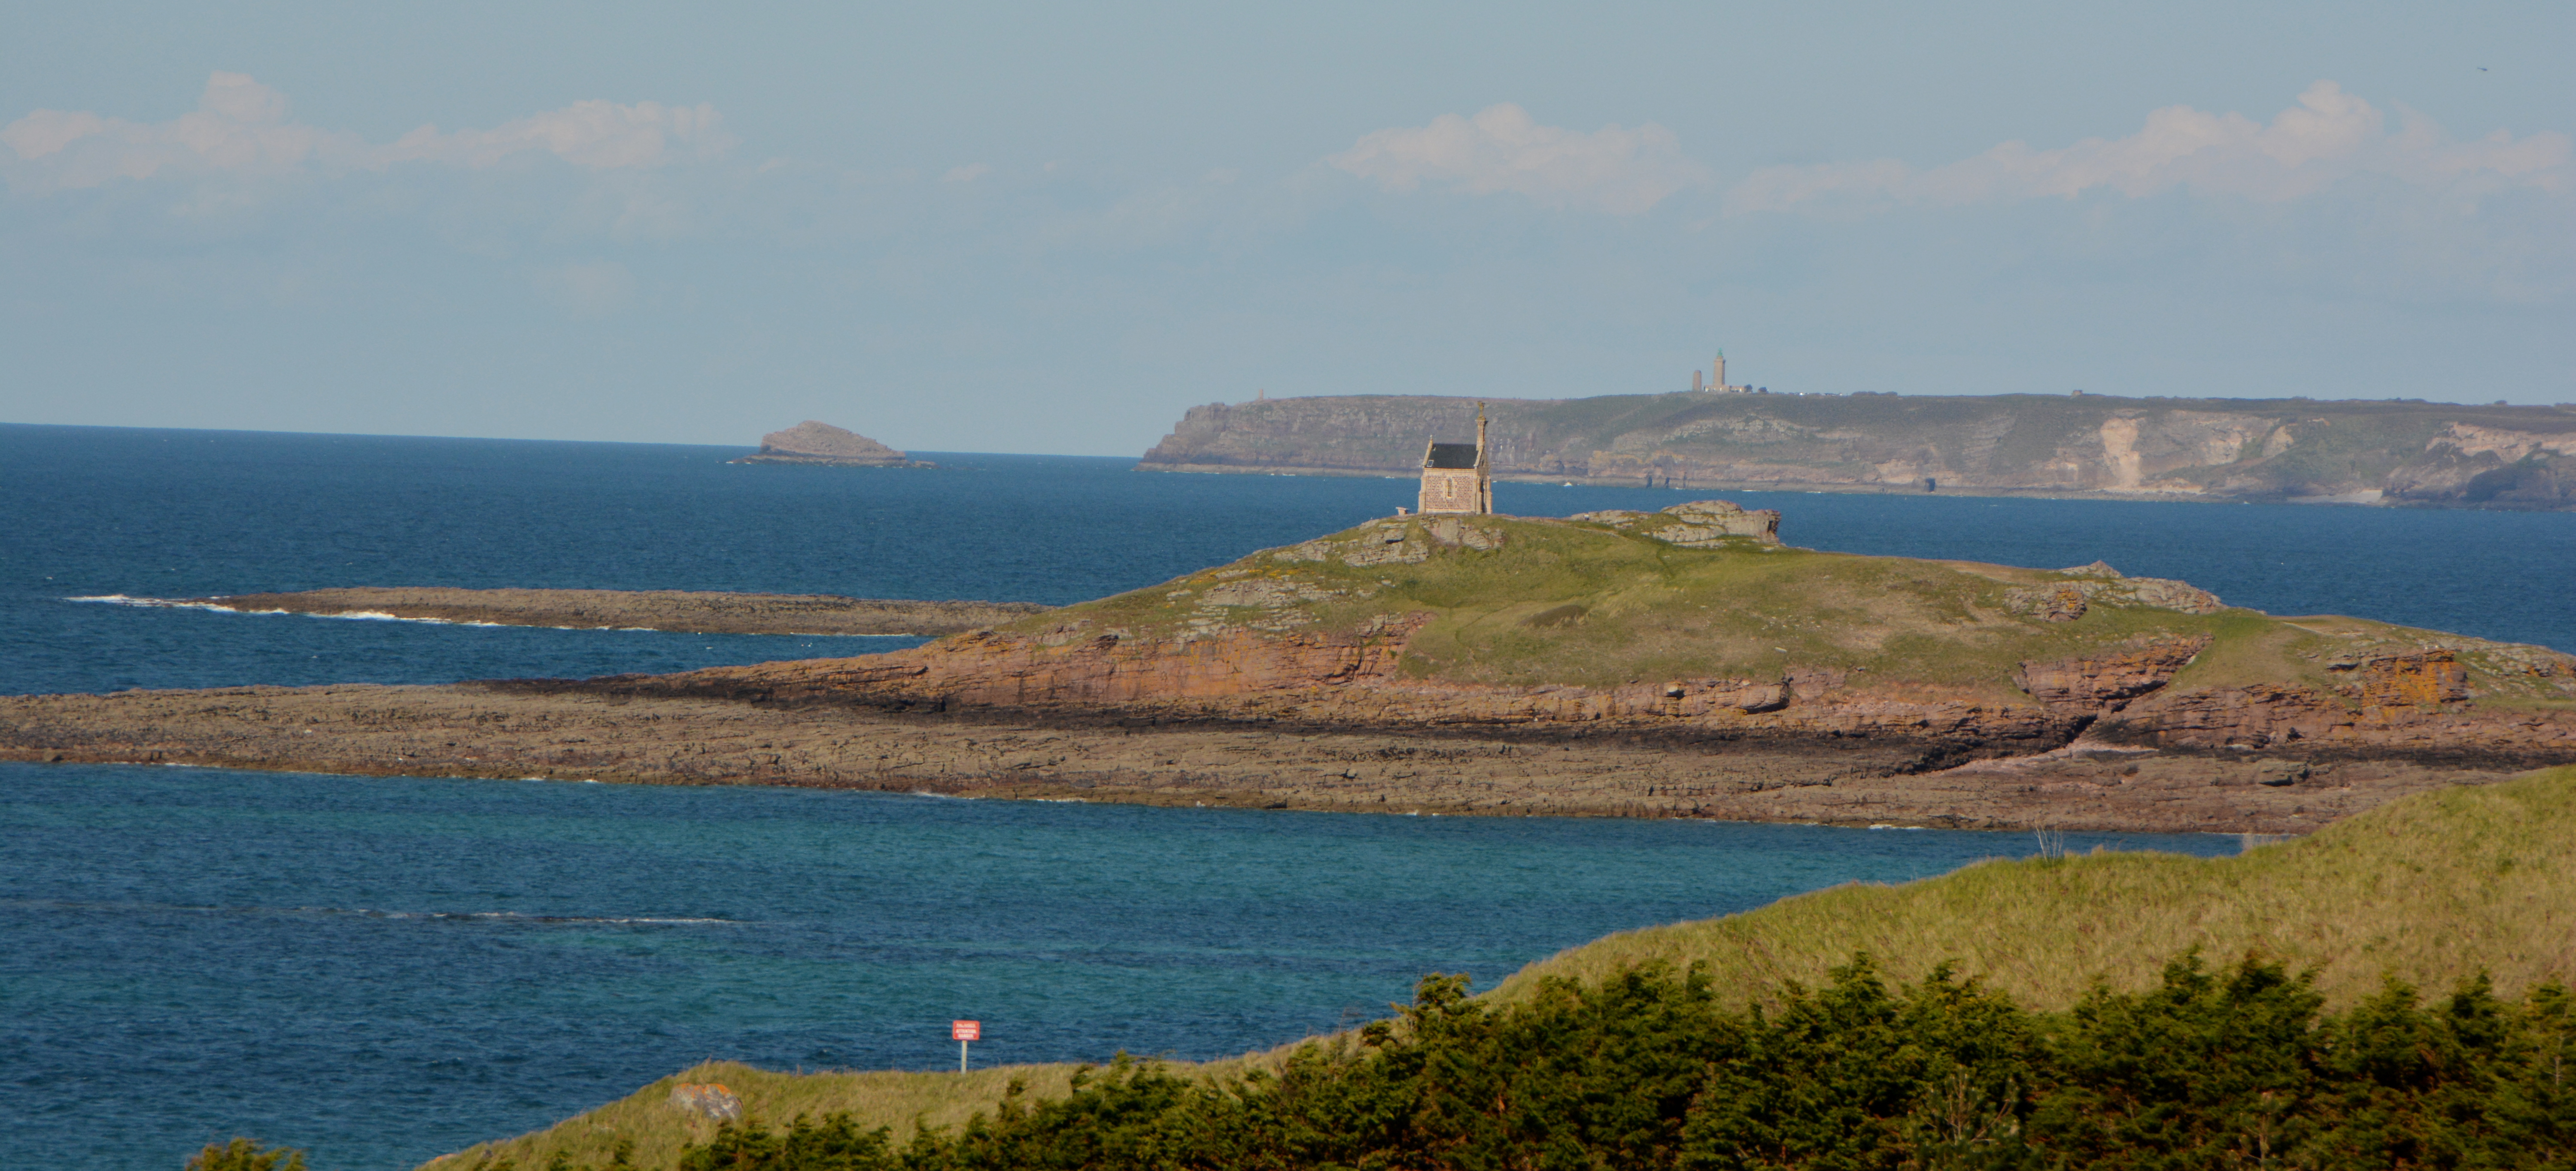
<box><xmin>3</xmin><ymin>423</ymin><xmax>2570</xmax><ymax>1170</ymax></box>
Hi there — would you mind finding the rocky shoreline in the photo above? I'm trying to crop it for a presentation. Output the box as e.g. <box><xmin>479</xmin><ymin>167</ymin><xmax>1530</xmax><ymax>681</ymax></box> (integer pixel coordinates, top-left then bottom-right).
<box><xmin>159</xmin><ymin>588</ymin><xmax>1049</xmax><ymax>636</ymax></box>
<box><xmin>0</xmin><ymin>682</ymin><xmax>2517</xmax><ymax>834</ymax></box>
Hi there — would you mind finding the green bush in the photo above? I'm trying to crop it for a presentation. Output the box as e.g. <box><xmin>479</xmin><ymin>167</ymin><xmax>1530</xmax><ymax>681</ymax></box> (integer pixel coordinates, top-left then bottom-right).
<box><xmin>185</xmin><ymin>1138</ymin><xmax>307</xmax><ymax>1171</ymax></box>
<box><xmin>219</xmin><ymin>952</ymin><xmax>2576</xmax><ymax>1169</ymax></box>
<box><xmin>669</xmin><ymin>953</ymin><xmax>2571</xmax><ymax>1170</ymax></box>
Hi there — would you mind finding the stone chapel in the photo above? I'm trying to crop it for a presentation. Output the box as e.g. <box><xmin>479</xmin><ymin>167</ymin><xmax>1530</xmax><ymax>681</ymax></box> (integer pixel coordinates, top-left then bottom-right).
<box><xmin>1418</xmin><ymin>402</ymin><xmax>1493</xmax><ymax>514</ymax></box>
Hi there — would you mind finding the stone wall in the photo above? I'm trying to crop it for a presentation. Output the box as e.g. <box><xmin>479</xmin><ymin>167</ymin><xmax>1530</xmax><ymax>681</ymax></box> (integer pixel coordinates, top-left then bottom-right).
<box><xmin>1419</xmin><ymin>468</ymin><xmax>1482</xmax><ymax>513</ymax></box>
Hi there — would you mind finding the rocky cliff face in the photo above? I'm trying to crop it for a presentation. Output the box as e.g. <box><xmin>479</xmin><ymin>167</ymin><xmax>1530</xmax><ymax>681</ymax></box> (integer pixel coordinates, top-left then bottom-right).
<box><xmin>732</xmin><ymin>421</ymin><xmax>918</xmax><ymax>466</ymax></box>
<box><xmin>606</xmin><ymin>608</ymin><xmax>2576</xmax><ymax>769</ymax></box>
<box><xmin>1138</xmin><ymin>394</ymin><xmax>2576</xmax><ymax>509</ymax></box>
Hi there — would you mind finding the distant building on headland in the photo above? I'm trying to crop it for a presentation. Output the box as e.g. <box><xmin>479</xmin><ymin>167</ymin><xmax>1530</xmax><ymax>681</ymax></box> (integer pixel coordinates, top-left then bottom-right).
<box><xmin>1417</xmin><ymin>402</ymin><xmax>1492</xmax><ymax>514</ymax></box>
<box><xmin>1692</xmin><ymin>349</ymin><xmax>1766</xmax><ymax>394</ymax></box>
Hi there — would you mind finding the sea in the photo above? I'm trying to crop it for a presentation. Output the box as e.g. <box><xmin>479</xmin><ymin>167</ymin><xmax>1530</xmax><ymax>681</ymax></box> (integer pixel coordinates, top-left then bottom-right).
<box><xmin>3</xmin><ymin>422</ymin><xmax>2570</xmax><ymax>1170</ymax></box>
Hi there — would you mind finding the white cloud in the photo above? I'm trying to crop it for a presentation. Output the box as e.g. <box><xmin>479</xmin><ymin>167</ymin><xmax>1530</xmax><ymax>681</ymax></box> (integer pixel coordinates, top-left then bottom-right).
<box><xmin>1730</xmin><ymin>81</ymin><xmax>2571</xmax><ymax>213</ymax></box>
<box><xmin>942</xmin><ymin>163</ymin><xmax>990</xmax><ymax>183</ymax></box>
<box><xmin>1330</xmin><ymin>103</ymin><xmax>1707</xmax><ymax>214</ymax></box>
<box><xmin>0</xmin><ymin>73</ymin><xmax>352</xmax><ymax>188</ymax></box>
<box><xmin>0</xmin><ymin>72</ymin><xmax>733</xmax><ymax>192</ymax></box>
<box><xmin>380</xmin><ymin>99</ymin><xmax>730</xmax><ymax>171</ymax></box>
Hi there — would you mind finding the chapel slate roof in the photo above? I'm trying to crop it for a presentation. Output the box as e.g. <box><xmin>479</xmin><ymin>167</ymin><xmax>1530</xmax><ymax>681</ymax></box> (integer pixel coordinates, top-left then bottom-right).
<box><xmin>1425</xmin><ymin>443</ymin><xmax>1480</xmax><ymax>470</ymax></box>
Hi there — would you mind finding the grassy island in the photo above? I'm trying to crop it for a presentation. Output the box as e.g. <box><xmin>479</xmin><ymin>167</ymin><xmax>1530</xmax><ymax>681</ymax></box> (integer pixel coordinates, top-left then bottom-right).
<box><xmin>974</xmin><ymin>509</ymin><xmax>2564</xmax><ymax>707</ymax></box>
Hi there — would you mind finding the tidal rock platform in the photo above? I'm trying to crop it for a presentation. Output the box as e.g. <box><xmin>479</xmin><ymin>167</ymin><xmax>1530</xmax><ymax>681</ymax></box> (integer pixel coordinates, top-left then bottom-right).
<box><xmin>0</xmin><ymin>681</ymin><xmax>2523</xmax><ymax>834</ymax></box>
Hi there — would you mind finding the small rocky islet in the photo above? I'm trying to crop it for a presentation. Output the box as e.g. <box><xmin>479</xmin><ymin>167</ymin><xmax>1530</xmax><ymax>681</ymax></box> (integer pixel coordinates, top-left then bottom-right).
<box><xmin>10</xmin><ymin>501</ymin><xmax>2572</xmax><ymax>834</ymax></box>
<box><xmin>728</xmin><ymin>420</ymin><xmax>930</xmax><ymax>467</ymax></box>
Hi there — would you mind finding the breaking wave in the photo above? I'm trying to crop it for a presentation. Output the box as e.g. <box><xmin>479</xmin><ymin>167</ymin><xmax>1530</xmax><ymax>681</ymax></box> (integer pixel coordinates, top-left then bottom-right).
<box><xmin>3</xmin><ymin>897</ymin><xmax>740</xmax><ymax>926</ymax></box>
<box><xmin>67</xmin><ymin>595</ymin><xmax>635</xmax><ymax>631</ymax></box>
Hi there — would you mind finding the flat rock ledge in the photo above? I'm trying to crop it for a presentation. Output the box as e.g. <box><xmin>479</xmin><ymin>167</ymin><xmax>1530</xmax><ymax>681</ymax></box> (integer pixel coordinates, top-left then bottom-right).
<box><xmin>174</xmin><ymin>589</ymin><xmax>1050</xmax><ymax>637</ymax></box>
<box><xmin>0</xmin><ymin>682</ymin><xmax>2525</xmax><ymax>835</ymax></box>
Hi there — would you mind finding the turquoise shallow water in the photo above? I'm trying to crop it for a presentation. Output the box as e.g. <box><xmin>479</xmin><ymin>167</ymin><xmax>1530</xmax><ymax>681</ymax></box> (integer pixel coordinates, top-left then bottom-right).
<box><xmin>1</xmin><ymin>423</ymin><xmax>2569</xmax><ymax>1169</ymax></box>
<box><xmin>0</xmin><ymin>762</ymin><xmax>2232</xmax><ymax>1171</ymax></box>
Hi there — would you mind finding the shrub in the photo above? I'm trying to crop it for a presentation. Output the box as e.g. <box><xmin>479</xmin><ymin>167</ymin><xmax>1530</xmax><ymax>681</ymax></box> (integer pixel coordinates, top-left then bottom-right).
<box><xmin>186</xmin><ymin>1138</ymin><xmax>307</xmax><ymax>1171</ymax></box>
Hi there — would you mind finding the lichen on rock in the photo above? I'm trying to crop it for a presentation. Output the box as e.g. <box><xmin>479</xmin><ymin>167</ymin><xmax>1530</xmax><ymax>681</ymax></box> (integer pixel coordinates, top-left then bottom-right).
<box><xmin>2005</xmin><ymin>563</ymin><xmax>2225</xmax><ymax>619</ymax></box>
<box><xmin>2333</xmin><ymin>650</ymin><xmax>2472</xmax><ymax>707</ymax></box>
<box><xmin>1276</xmin><ymin>516</ymin><xmax>1507</xmax><ymax>568</ymax></box>
<box><xmin>1571</xmin><ymin>500</ymin><xmax>1783</xmax><ymax>547</ymax></box>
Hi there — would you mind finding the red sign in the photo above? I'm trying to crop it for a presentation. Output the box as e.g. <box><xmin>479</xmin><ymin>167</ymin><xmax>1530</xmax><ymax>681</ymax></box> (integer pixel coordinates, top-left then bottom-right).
<box><xmin>952</xmin><ymin>1019</ymin><xmax>981</xmax><ymax>1041</ymax></box>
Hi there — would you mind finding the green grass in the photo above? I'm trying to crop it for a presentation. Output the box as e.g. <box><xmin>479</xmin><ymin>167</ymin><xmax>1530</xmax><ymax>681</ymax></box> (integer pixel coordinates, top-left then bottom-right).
<box><xmin>417</xmin><ymin>1062</ymin><xmax>1095</xmax><ymax>1171</ymax></box>
<box><xmin>419</xmin><ymin>766</ymin><xmax>2576</xmax><ymax>1169</ymax></box>
<box><xmin>997</xmin><ymin>514</ymin><xmax>2559</xmax><ymax>703</ymax></box>
<box><xmin>1491</xmin><ymin>764</ymin><xmax>2576</xmax><ymax>1013</ymax></box>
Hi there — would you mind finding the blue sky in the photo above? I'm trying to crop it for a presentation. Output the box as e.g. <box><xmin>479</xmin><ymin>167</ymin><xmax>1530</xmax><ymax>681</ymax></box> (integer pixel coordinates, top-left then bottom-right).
<box><xmin>2</xmin><ymin>1</ymin><xmax>2568</xmax><ymax>455</ymax></box>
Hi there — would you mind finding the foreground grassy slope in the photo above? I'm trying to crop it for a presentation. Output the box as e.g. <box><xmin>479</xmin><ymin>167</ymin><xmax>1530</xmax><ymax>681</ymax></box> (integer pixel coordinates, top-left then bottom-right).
<box><xmin>422</xmin><ymin>767</ymin><xmax>2575</xmax><ymax>1171</ymax></box>
<box><xmin>993</xmin><ymin>513</ymin><xmax>2567</xmax><ymax>702</ymax></box>
<box><xmin>1497</xmin><ymin>764</ymin><xmax>2576</xmax><ymax>1011</ymax></box>
<box><xmin>422</xmin><ymin>1063</ymin><xmax>1097</xmax><ymax>1171</ymax></box>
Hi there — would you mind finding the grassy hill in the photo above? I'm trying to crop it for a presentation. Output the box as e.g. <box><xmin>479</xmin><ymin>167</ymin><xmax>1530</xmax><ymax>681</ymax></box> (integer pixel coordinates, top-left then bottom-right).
<box><xmin>1498</xmin><ymin>764</ymin><xmax>2576</xmax><ymax>1011</ymax></box>
<box><xmin>990</xmin><ymin>512</ymin><xmax>2570</xmax><ymax>706</ymax></box>
<box><xmin>417</xmin><ymin>764</ymin><xmax>2576</xmax><ymax>1171</ymax></box>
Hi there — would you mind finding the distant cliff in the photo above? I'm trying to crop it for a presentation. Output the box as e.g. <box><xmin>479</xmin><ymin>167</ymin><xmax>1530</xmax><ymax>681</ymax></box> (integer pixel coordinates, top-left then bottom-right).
<box><xmin>1137</xmin><ymin>393</ymin><xmax>2576</xmax><ymax>509</ymax></box>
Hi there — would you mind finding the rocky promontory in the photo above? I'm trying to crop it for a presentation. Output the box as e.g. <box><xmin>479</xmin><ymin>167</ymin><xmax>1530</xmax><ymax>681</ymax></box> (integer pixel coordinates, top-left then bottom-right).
<box><xmin>9</xmin><ymin>504</ymin><xmax>2571</xmax><ymax>833</ymax></box>
<box><xmin>594</xmin><ymin>506</ymin><xmax>2576</xmax><ymax>766</ymax></box>
<box><xmin>730</xmin><ymin>421</ymin><xmax>927</xmax><ymax>467</ymax></box>
<box><xmin>1139</xmin><ymin>392</ymin><xmax>2576</xmax><ymax>509</ymax></box>
<box><xmin>159</xmin><ymin>588</ymin><xmax>1049</xmax><ymax>636</ymax></box>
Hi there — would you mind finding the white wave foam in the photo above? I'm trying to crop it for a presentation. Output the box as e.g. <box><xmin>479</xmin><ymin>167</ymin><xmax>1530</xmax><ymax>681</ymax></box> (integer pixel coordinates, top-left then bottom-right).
<box><xmin>314</xmin><ymin>609</ymin><xmax>508</xmax><ymax>627</ymax></box>
<box><xmin>350</xmin><ymin>908</ymin><xmax>738</xmax><ymax>925</ymax></box>
<box><xmin>2</xmin><ymin>898</ymin><xmax>739</xmax><ymax>925</ymax></box>
<box><xmin>67</xmin><ymin>594</ymin><xmax>246</xmax><ymax>613</ymax></box>
<box><xmin>64</xmin><ymin>595</ymin><xmax>894</xmax><ymax>637</ymax></box>
<box><xmin>66</xmin><ymin>595</ymin><xmax>470</xmax><ymax>622</ymax></box>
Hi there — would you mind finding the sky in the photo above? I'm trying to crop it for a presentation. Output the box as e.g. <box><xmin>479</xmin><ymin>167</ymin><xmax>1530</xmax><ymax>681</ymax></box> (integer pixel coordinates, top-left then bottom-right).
<box><xmin>2</xmin><ymin>1</ymin><xmax>2569</xmax><ymax>455</ymax></box>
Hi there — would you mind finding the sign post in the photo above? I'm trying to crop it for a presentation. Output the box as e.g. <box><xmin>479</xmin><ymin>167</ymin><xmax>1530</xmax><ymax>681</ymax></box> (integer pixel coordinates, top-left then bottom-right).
<box><xmin>951</xmin><ymin>1019</ymin><xmax>980</xmax><ymax>1073</ymax></box>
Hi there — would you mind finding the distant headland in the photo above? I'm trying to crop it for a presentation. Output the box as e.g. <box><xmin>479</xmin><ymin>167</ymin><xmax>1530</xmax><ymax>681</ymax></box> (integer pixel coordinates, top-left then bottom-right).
<box><xmin>1139</xmin><ymin>389</ymin><xmax>2576</xmax><ymax>510</ymax></box>
<box><xmin>731</xmin><ymin>421</ymin><xmax>930</xmax><ymax>467</ymax></box>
